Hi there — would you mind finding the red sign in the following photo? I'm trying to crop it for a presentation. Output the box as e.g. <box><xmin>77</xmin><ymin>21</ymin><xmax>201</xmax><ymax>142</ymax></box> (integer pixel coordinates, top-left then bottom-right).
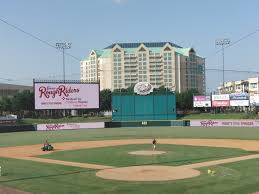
<box><xmin>212</xmin><ymin>100</ymin><xmax>230</xmax><ymax>107</ymax></box>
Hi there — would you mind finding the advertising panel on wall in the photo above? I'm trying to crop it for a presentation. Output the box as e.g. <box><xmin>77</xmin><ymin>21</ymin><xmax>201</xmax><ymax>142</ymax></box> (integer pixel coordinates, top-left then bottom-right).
<box><xmin>212</xmin><ymin>94</ymin><xmax>230</xmax><ymax>101</ymax></box>
<box><xmin>212</xmin><ymin>94</ymin><xmax>230</xmax><ymax>107</ymax></box>
<box><xmin>250</xmin><ymin>94</ymin><xmax>259</xmax><ymax>106</ymax></box>
<box><xmin>229</xmin><ymin>93</ymin><xmax>249</xmax><ymax>107</ymax></box>
<box><xmin>229</xmin><ymin>93</ymin><xmax>249</xmax><ymax>100</ymax></box>
<box><xmin>34</xmin><ymin>82</ymin><xmax>99</xmax><ymax>109</ymax></box>
<box><xmin>212</xmin><ymin>100</ymin><xmax>230</xmax><ymax>107</ymax></box>
<box><xmin>37</xmin><ymin>122</ymin><xmax>105</xmax><ymax>131</ymax></box>
<box><xmin>193</xmin><ymin>96</ymin><xmax>211</xmax><ymax>107</ymax></box>
<box><xmin>230</xmin><ymin>100</ymin><xmax>249</xmax><ymax>106</ymax></box>
<box><xmin>190</xmin><ymin>120</ymin><xmax>259</xmax><ymax>127</ymax></box>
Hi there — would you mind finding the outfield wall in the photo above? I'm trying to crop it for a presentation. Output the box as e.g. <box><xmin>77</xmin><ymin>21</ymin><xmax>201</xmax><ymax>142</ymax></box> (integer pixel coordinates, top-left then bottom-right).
<box><xmin>0</xmin><ymin>125</ymin><xmax>36</xmax><ymax>133</ymax></box>
<box><xmin>190</xmin><ymin>120</ymin><xmax>259</xmax><ymax>127</ymax></box>
<box><xmin>112</xmin><ymin>94</ymin><xmax>176</xmax><ymax>121</ymax></box>
<box><xmin>1</xmin><ymin>119</ymin><xmax>259</xmax><ymax>133</ymax></box>
<box><xmin>37</xmin><ymin>122</ymin><xmax>105</xmax><ymax>131</ymax></box>
<box><xmin>105</xmin><ymin>120</ymin><xmax>187</xmax><ymax>128</ymax></box>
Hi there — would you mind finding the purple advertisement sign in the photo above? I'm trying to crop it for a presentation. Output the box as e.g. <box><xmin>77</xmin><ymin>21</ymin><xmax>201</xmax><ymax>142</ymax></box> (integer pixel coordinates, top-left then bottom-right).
<box><xmin>193</xmin><ymin>96</ymin><xmax>211</xmax><ymax>101</ymax></box>
<box><xmin>34</xmin><ymin>83</ymin><xmax>99</xmax><ymax>110</ymax></box>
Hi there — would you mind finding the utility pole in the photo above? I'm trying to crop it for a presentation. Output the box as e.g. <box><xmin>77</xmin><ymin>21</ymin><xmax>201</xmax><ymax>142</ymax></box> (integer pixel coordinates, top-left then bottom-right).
<box><xmin>215</xmin><ymin>38</ymin><xmax>230</xmax><ymax>93</ymax></box>
<box><xmin>55</xmin><ymin>42</ymin><xmax>72</xmax><ymax>117</ymax></box>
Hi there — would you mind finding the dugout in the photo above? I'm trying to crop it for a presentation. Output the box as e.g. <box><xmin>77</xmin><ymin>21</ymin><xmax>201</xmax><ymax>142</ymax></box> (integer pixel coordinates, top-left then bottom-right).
<box><xmin>112</xmin><ymin>91</ymin><xmax>176</xmax><ymax>121</ymax></box>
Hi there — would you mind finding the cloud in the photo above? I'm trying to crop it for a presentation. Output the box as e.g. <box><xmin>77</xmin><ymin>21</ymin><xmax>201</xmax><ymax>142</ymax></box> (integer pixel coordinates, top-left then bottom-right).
<box><xmin>112</xmin><ymin>0</ymin><xmax>127</xmax><ymax>4</ymax></box>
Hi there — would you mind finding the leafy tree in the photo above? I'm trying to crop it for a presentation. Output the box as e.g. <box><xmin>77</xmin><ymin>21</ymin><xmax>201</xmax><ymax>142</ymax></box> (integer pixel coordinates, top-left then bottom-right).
<box><xmin>0</xmin><ymin>96</ymin><xmax>13</xmax><ymax>113</ymax></box>
<box><xmin>100</xmin><ymin>89</ymin><xmax>112</xmax><ymax>111</ymax></box>
<box><xmin>12</xmin><ymin>90</ymin><xmax>34</xmax><ymax>117</ymax></box>
<box><xmin>176</xmin><ymin>89</ymin><xmax>199</xmax><ymax>110</ymax></box>
<box><xmin>124</xmin><ymin>85</ymin><xmax>134</xmax><ymax>93</ymax></box>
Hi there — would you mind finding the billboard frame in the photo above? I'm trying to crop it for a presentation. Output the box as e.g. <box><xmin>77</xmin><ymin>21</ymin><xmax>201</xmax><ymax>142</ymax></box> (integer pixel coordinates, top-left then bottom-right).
<box><xmin>33</xmin><ymin>79</ymin><xmax>100</xmax><ymax>110</ymax></box>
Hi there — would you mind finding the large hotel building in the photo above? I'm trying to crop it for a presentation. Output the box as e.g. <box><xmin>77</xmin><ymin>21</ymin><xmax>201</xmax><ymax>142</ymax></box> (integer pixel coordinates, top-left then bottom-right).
<box><xmin>80</xmin><ymin>42</ymin><xmax>205</xmax><ymax>94</ymax></box>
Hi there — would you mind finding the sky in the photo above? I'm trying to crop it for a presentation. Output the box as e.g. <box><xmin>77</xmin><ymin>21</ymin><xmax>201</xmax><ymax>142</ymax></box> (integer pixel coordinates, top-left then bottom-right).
<box><xmin>0</xmin><ymin>0</ymin><xmax>259</xmax><ymax>92</ymax></box>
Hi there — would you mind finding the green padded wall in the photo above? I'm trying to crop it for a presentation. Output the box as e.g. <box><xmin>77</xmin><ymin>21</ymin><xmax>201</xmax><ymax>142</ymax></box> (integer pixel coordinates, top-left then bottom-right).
<box><xmin>112</xmin><ymin>93</ymin><xmax>176</xmax><ymax>121</ymax></box>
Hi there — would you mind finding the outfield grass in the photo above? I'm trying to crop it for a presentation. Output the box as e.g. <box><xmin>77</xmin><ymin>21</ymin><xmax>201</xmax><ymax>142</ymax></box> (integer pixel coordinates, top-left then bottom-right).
<box><xmin>1</xmin><ymin>127</ymin><xmax>259</xmax><ymax>193</ymax></box>
<box><xmin>40</xmin><ymin>144</ymin><xmax>253</xmax><ymax>167</ymax></box>
<box><xmin>2</xmin><ymin>126</ymin><xmax>259</xmax><ymax>147</ymax></box>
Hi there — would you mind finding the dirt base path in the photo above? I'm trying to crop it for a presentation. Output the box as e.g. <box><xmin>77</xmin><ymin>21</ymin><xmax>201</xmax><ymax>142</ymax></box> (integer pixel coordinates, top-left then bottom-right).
<box><xmin>20</xmin><ymin>157</ymin><xmax>114</xmax><ymax>170</ymax></box>
<box><xmin>0</xmin><ymin>186</ymin><xmax>32</xmax><ymax>194</ymax></box>
<box><xmin>1</xmin><ymin>139</ymin><xmax>259</xmax><ymax>181</ymax></box>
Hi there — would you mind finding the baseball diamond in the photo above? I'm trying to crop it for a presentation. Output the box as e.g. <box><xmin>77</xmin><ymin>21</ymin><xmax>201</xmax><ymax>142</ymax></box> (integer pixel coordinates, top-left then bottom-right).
<box><xmin>1</xmin><ymin>127</ymin><xmax>259</xmax><ymax>194</ymax></box>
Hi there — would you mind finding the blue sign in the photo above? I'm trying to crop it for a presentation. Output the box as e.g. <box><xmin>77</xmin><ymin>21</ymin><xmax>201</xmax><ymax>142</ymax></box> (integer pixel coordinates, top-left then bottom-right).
<box><xmin>230</xmin><ymin>93</ymin><xmax>249</xmax><ymax>100</ymax></box>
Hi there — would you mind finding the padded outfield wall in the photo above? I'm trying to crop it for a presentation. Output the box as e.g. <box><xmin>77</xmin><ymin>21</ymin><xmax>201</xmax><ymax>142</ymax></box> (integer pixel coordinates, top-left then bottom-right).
<box><xmin>112</xmin><ymin>93</ymin><xmax>176</xmax><ymax>121</ymax></box>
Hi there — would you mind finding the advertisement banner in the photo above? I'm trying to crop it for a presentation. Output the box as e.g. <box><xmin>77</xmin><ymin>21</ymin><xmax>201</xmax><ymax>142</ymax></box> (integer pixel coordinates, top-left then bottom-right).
<box><xmin>250</xmin><ymin>94</ymin><xmax>259</xmax><ymax>106</ymax></box>
<box><xmin>212</xmin><ymin>94</ymin><xmax>229</xmax><ymax>101</ymax></box>
<box><xmin>190</xmin><ymin>120</ymin><xmax>259</xmax><ymax>127</ymax></box>
<box><xmin>229</xmin><ymin>93</ymin><xmax>249</xmax><ymax>100</ymax></box>
<box><xmin>37</xmin><ymin>122</ymin><xmax>105</xmax><ymax>131</ymax></box>
<box><xmin>230</xmin><ymin>100</ymin><xmax>249</xmax><ymax>107</ymax></box>
<box><xmin>193</xmin><ymin>96</ymin><xmax>211</xmax><ymax>101</ymax></box>
<box><xmin>193</xmin><ymin>96</ymin><xmax>211</xmax><ymax>107</ymax></box>
<box><xmin>193</xmin><ymin>101</ymin><xmax>211</xmax><ymax>107</ymax></box>
<box><xmin>34</xmin><ymin>83</ymin><xmax>99</xmax><ymax>109</ymax></box>
<box><xmin>212</xmin><ymin>100</ymin><xmax>230</xmax><ymax>107</ymax></box>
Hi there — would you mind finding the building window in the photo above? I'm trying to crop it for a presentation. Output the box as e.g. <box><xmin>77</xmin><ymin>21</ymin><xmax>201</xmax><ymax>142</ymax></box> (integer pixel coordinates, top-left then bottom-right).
<box><xmin>138</xmin><ymin>53</ymin><xmax>147</xmax><ymax>81</ymax></box>
<box><xmin>113</xmin><ymin>53</ymin><xmax>122</xmax><ymax>89</ymax></box>
<box><xmin>90</xmin><ymin>56</ymin><xmax>95</xmax><ymax>64</ymax></box>
<box><xmin>250</xmin><ymin>83</ymin><xmax>258</xmax><ymax>89</ymax></box>
<box><xmin>163</xmin><ymin>52</ymin><xmax>173</xmax><ymax>87</ymax></box>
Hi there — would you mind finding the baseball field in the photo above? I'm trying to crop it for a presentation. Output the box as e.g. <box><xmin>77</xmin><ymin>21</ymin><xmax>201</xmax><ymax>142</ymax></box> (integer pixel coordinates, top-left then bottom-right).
<box><xmin>1</xmin><ymin>127</ymin><xmax>259</xmax><ymax>194</ymax></box>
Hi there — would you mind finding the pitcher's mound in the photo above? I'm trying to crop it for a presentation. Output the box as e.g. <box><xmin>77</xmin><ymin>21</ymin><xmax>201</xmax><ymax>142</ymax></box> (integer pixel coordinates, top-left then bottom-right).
<box><xmin>96</xmin><ymin>165</ymin><xmax>200</xmax><ymax>181</ymax></box>
<box><xmin>128</xmin><ymin>150</ymin><xmax>166</xmax><ymax>156</ymax></box>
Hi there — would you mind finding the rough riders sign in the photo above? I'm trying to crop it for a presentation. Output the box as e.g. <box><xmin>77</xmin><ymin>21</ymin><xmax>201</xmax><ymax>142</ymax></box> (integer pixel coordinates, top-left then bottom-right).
<box><xmin>134</xmin><ymin>82</ymin><xmax>153</xmax><ymax>95</ymax></box>
<box><xmin>34</xmin><ymin>83</ymin><xmax>99</xmax><ymax>109</ymax></box>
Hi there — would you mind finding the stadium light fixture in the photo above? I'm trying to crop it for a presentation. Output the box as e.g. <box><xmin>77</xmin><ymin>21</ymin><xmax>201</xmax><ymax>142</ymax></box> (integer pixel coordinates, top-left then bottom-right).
<box><xmin>56</xmin><ymin>42</ymin><xmax>72</xmax><ymax>82</ymax></box>
<box><xmin>215</xmin><ymin>38</ymin><xmax>230</xmax><ymax>92</ymax></box>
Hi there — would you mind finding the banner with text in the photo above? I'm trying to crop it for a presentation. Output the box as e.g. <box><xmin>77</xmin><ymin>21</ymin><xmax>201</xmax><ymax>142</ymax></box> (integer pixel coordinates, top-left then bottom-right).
<box><xmin>230</xmin><ymin>100</ymin><xmax>249</xmax><ymax>106</ymax></box>
<box><xmin>212</xmin><ymin>100</ymin><xmax>230</xmax><ymax>107</ymax></box>
<box><xmin>229</xmin><ymin>93</ymin><xmax>249</xmax><ymax>100</ymax></box>
<box><xmin>190</xmin><ymin>120</ymin><xmax>259</xmax><ymax>127</ymax></box>
<box><xmin>37</xmin><ymin>122</ymin><xmax>105</xmax><ymax>131</ymax></box>
<box><xmin>212</xmin><ymin>94</ymin><xmax>230</xmax><ymax>107</ymax></box>
<box><xmin>34</xmin><ymin>83</ymin><xmax>99</xmax><ymax>109</ymax></box>
<box><xmin>229</xmin><ymin>93</ymin><xmax>249</xmax><ymax>107</ymax></box>
<box><xmin>193</xmin><ymin>96</ymin><xmax>211</xmax><ymax>107</ymax></box>
<box><xmin>212</xmin><ymin>94</ymin><xmax>230</xmax><ymax>101</ymax></box>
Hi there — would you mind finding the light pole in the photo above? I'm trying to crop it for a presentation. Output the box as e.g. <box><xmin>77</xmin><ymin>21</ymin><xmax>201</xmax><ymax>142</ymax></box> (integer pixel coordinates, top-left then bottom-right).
<box><xmin>215</xmin><ymin>38</ymin><xmax>230</xmax><ymax>91</ymax></box>
<box><xmin>56</xmin><ymin>42</ymin><xmax>72</xmax><ymax>82</ymax></box>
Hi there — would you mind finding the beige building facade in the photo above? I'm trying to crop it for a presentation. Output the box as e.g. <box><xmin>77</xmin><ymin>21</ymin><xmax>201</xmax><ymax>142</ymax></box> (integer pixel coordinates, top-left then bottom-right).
<box><xmin>0</xmin><ymin>83</ymin><xmax>32</xmax><ymax>99</ymax></box>
<box><xmin>217</xmin><ymin>77</ymin><xmax>259</xmax><ymax>94</ymax></box>
<box><xmin>80</xmin><ymin>42</ymin><xmax>206</xmax><ymax>94</ymax></box>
